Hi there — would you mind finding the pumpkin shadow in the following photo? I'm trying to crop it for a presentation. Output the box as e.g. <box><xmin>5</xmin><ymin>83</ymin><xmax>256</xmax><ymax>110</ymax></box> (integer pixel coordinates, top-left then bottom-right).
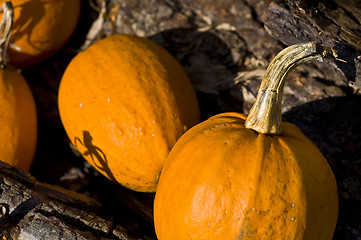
<box><xmin>4</xmin><ymin>1</ymin><xmax>47</xmax><ymax>65</ymax></box>
<box><xmin>8</xmin><ymin>0</ymin><xmax>91</xmax><ymax>67</ymax></box>
<box><xmin>74</xmin><ymin>131</ymin><xmax>117</xmax><ymax>183</ymax></box>
<box><xmin>11</xmin><ymin>1</ymin><xmax>46</xmax><ymax>48</ymax></box>
<box><xmin>283</xmin><ymin>95</ymin><xmax>361</xmax><ymax>240</ymax></box>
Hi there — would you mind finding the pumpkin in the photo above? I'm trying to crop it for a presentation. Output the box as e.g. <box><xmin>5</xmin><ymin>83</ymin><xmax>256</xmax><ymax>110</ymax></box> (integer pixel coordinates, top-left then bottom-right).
<box><xmin>153</xmin><ymin>42</ymin><xmax>338</xmax><ymax>239</ymax></box>
<box><xmin>0</xmin><ymin>66</ymin><xmax>37</xmax><ymax>171</ymax></box>
<box><xmin>0</xmin><ymin>2</ymin><xmax>37</xmax><ymax>171</ymax></box>
<box><xmin>58</xmin><ymin>34</ymin><xmax>200</xmax><ymax>192</ymax></box>
<box><xmin>0</xmin><ymin>0</ymin><xmax>81</xmax><ymax>68</ymax></box>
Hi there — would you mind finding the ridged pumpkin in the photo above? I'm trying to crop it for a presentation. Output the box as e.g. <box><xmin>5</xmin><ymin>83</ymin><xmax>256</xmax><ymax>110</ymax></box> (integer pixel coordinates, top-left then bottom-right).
<box><xmin>58</xmin><ymin>34</ymin><xmax>200</xmax><ymax>192</ymax></box>
<box><xmin>0</xmin><ymin>0</ymin><xmax>81</xmax><ymax>68</ymax></box>
<box><xmin>0</xmin><ymin>66</ymin><xmax>37</xmax><ymax>171</ymax></box>
<box><xmin>154</xmin><ymin>42</ymin><xmax>338</xmax><ymax>239</ymax></box>
<box><xmin>0</xmin><ymin>1</ymin><xmax>37</xmax><ymax>172</ymax></box>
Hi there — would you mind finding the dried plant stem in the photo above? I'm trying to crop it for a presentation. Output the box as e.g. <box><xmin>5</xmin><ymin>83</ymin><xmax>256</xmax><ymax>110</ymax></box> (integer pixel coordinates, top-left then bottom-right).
<box><xmin>0</xmin><ymin>1</ymin><xmax>13</xmax><ymax>67</ymax></box>
<box><xmin>245</xmin><ymin>41</ymin><xmax>324</xmax><ymax>135</ymax></box>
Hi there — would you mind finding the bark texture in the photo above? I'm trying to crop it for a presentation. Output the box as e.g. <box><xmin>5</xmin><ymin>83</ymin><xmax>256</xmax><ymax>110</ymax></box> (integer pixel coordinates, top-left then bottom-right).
<box><xmin>263</xmin><ymin>0</ymin><xmax>361</xmax><ymax>89</ymax></box>
<box><xmin>0</xmin><ymin>161</ymin><xmax>132</xmax><ymax>239</ymax></box>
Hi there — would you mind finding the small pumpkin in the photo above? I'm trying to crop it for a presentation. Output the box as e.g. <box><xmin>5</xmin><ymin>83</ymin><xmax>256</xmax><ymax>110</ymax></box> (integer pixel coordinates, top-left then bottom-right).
<box><xmin>0</xmin><ymin>0</ymin><xmax>81</xmax><ymax>68</ymax></box>
<box><xmin>0</xmin><ymin>66</ymin><xmax>37</xmax><ymax>171</ymax></box>
<box><xmin>58</xmin><ymin>34</ymin><xmax>200</xmax><ymax>192</ymax></box>
<box><xmin>0</xmin><ymin>2</ymin><xmax>37</xmax><ymax>171</ymax></box>
<box><xmin>154</xmin><ymin>42</ymin><xmax>338</xmax><ymax>239</ymax></box>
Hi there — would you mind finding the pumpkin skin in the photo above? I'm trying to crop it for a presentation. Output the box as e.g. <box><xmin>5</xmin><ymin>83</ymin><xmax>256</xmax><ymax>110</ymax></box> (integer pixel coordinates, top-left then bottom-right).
<box><xmin>0</xmin><ymin>67</ymin><xmax>37</xmax><ymax>171</ymax></box>
<box><xmin>154</xmin><ymin>42</ymin><xmax>339</xmax><ymax>239</ymax></box>
<box><xmin>0</xmin><ymin>0</ymin><xmax>81</xmax><ymax>68</ymax></box>
<box><xmin>58</xmin><ymin>34</ymin><xmax>200</xmax><ymax>192</ymax></box>
<box><xmin>153</xmin><ymin>112</ymin><xmax>338</xmax><ymax>240</ymax></box>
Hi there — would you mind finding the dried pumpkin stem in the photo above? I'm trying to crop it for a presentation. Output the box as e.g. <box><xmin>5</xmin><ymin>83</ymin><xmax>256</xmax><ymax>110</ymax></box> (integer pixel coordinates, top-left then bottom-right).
<box><xmin>0</xmin><ymin>1</ymin><xmax>13</xmax><ymax>67</ymax></box>
<box><xmin>245</xmin><ymin>41</ymin><xmax>324</xmax><ymax>135</ymax></box>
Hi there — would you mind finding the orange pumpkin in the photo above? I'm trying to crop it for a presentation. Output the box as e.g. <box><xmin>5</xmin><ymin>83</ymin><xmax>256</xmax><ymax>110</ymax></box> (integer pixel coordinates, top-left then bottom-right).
<box><xmin>0</xmin><ymin>66</ymin><xmax>37</xmax><ymax>171</ymax></box>
<box><xmin>0</xmin><ymin>0</ymin><xmax>81</xmax><ymax>68</ymax></box>
<box><xmin>154</xmin><ymin>42</ymin><xmax>338</xmax><ymax>239</ymax></box>
<box><xmin>0</xmin><ymin>1</ymin><xmax>37</xmax><ymax>172</ymax></box>
<box><xmin>58</xmin><ymin>34</ymin><xmax>200</xmax><ymax>192</ymax></box>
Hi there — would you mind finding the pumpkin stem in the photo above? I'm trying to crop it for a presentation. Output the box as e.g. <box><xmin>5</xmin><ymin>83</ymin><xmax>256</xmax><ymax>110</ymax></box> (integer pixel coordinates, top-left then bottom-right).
<box><xmin>245</xmin><ymin>41</ymin><xmax>325</xmax><ymax>135</ymax></box>
<box><xmin>0</xmin><ymin>1</ymin><xmax>13</xmax><ymax>68</ymax></box>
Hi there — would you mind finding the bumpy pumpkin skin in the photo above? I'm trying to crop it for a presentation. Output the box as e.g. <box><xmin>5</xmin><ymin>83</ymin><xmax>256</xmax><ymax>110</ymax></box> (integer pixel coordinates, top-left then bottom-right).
<box><xmin>58</xmin><ymin>34</ymin><xmax>200</xmax><ymax>192</ymax></box>
<box><xmin>0</xmin><ymin>67</ymin><xmax>37</xmax><ymax>171</ymax></box>
<box><xmin>0</xmin><ymin>0</ymin><xmax>81</xmax><ymax>68</ymax></box>
<box><xmin>154</xmin><ymin>112</ymin><xmax>338</xmax><ymax>240</ymax></box>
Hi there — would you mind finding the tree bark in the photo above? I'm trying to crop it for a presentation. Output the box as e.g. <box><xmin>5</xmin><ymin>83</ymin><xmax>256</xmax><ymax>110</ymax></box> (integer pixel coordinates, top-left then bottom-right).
<box><xmin>0</xmin><ymin>161</ymin><xmax>132</xmax><ymax>240</ymax></box>
<box><xmin>263</xmin><ymin>0</ymin><xmax>361</xmax><ymax>89</ymax></box>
